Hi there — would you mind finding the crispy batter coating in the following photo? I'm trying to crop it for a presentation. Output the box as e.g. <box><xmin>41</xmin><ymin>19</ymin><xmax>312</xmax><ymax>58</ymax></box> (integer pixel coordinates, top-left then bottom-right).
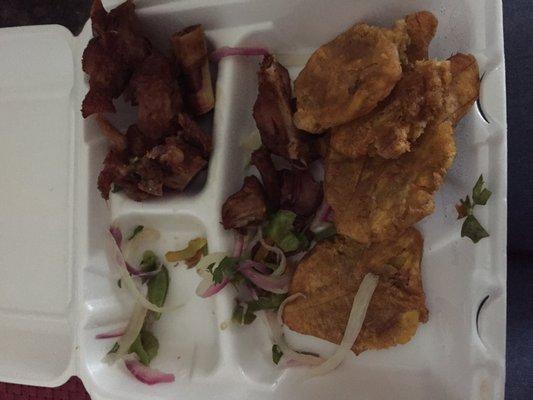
<box><xmin>404</xmin><ymin>11</ymin><xmax>438</xmax><ymax>63</ymax></box>
<box><xmin>325</xmin><ymin>121</ymin><xmax>456</xmax><ymax>243</ymax></box>
<box><xmin>330</xmin><ymin>59</ymin><xmax>451</xmax><ymax>159</ymax></box>
<box><xmin>443</xmin><ymin>53</ymin><xmax>480</xmax><ymax>125</ymax></box>
<box><xmin>293</xmin><ymin>24</ymin><xmax>402</xmax><ymax>133</ymax></box>
<box><xmin>283</xmin><ymin>229</ymin><xmax>428</xmax><ymax>354</ymax></box>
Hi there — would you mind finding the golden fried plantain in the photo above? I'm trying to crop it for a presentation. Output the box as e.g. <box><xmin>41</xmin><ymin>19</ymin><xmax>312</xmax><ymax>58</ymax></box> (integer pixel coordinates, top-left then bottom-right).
<box><xmin>325</xmin><ymin>121</ymin><xmax>456</xmax><ymax>243</ymax></box>
<box><xmin>293</xmin><ymin>24</ymin><xmax>402</xmax><ymax>133</ymax></box>
<box><xmin>283</xmin><ymin>228</ymin><xmax>428</xmax><ymax>354</ymax></box>
<box><xmin>330</xmin><ymin>59</ymin><xmax>451</xmax><ymax>159</ymax></box>
<box><xmin>442</xmin><ymin>53</ymin><xmax>480</xmax><ymax>125</ymax></box>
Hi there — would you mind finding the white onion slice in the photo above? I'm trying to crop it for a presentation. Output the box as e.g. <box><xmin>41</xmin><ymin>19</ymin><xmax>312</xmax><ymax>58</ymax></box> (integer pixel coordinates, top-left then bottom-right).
<box><xmin>261</xmin><ymin>311</ymin><xmax>323</xmax><ymax>367</ymax></box>
<box><xmin>105</xmin><ymin>302</ymin><xmax>147</xmax><ymax>363</ymax></box>
<box><xmin>277</xmin><ymin>293</ymin><xmax>306</xmax><ymax>327</ymax></box>
<box><xmin>104</xmin><ymin>230</ymin><xmax>180</xmax><ymax>313</ymax></box>
<box><xmin>258</xmin><ymin>229</ymin><xmax>287</xmax><ymax>276</ymax></box>
<box><xmin>195</xmin><ymin>251</ymin><xmax>227</xmax><ymax>278</ymax></box>
<box><xmin>306</xmin><ymin>273</ymin><xmax>379</xmax><ymax>378</ymax></box>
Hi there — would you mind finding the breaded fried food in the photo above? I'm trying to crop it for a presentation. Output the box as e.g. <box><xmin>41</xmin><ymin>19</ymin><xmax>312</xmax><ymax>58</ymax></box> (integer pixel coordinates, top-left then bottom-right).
<box><xmin>293</xmin><ymin>24</ymin><xmax>402</xmax><ymax>133</ymax></box>
<box><xmin>283</xmin><ymin>229</ymin><xmax>428</xmax><ymax>354</ymax></box>
<box><xmin>404</xmin><ymin>11</ymin><xmax>438</xmax><ymax>63</ymax></box>
<box><xmin>382</xmin><ymin>11</ymin><xmax>438</xmax><ymax>66</ymax></box>
<box><xmin>326</xmin><ymin>122</ymin><xmax>456</xmax><ymax>243</ymax></box>
<box><xmin>443</xmin><ymin>53</ymin><xmax>480</xmax><ymax>125</ymax></box>
<box><xmin>330</xmin><ymin>59</ymin><xmax>451</xmax><ymax>159</ymax></box>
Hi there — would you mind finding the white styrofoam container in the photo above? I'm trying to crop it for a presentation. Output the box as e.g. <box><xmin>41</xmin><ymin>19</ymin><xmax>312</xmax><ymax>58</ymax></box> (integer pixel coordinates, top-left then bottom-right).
<box><xmin>0</xmin><ymin>0</ymin><xmax>507</xmax><ymax>399</ymax></box>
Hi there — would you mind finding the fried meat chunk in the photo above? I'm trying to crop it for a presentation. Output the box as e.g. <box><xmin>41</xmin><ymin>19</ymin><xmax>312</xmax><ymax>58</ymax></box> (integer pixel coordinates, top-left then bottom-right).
<box><xmin>325</xmin><ymin>122</ymin><xmax>456</xmax><ymax>243</ymax></box>
<box><xmin>293</xmin><ymin>24</ymin><xmax>402</xmax><ymax>133</ymax></box>
<box><xmin>127</xmin><ymin>53</ymin><xmax>182</xmax><ymax>140</ymax></box>
<box><xmin>253</xmin><ymin>55</ymin><xmax>311</xmax><ymax>165</ymax></box>
<box><xmin>283</xmin><ymin>229</ymin><xmax>428</xmax><ymax>354</ymax></box>
<box><xmin>81</xmin><ymin>0</ymin><xmax>151</xmax><ymax>118</ymax></box>
<box><xmin>251</xmin><ymin>146</ymin><xmax>281</xmax><ymax>208</ymax></box>
<box><xmin>330</xmin><ymin>59</ymin><xmax>451</xmax><ymax>159</ymax></box>
<box><xmin>222</xmin><ymin>176</ymin><xmax>268</xmax><ymax>230</ymax></box>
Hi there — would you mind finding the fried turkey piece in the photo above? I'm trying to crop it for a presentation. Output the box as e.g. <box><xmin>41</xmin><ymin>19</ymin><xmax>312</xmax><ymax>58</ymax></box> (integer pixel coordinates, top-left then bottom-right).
<box><xmin>283</xmin><ymin>229</ymin><xmax>428</xmax><ymax>355</ymax></box>
<box><xmin>293</xmin><ymin>23</ymin><xmax>402</xmax><ymax>133</ymax></box>
<box><xmin>81</xmin><ymin>0</ymin><xmax>151</xmax><ymax>118</ymax></box>
<box><xmin>221</xmin><ymin>176</ymin><xmax>268</xmax><ymax>230</ymax></box>
<box><xmin>330</xmin><ymin>59</ymin><xmax>451</xmax><ymax>159</ymax></box>
<box><xmin>325</xmin><ymin>121</ymin><xmax>456</xmax><ymax>243</ymax></box>
<box><xmin>251</xmin><ymin>146</ymin><xmax>281</xmax><ymax>208</ymax></box>
<box><xmin>127</xmin><ymin>53</ymin><xmax>183</xmax><ymax>140</ymax></box>
<box><xmin>279</xmin><ymin>169</ymin><xmax>323</xmax><ymax>218</ymax></box>
<box><xmin>177</xmin><ymin>113</ymin><xmax>212</xmax><ymax>158</ymax></box>
<box><xmin>145</xmin><ymin>137</ymin><xmax>207</xmax><ymax>192</ymax></box>
<box><xmin>253</xmin><ymin>55</ymin><xmax>311</xmax><ymax>166</ymax></box>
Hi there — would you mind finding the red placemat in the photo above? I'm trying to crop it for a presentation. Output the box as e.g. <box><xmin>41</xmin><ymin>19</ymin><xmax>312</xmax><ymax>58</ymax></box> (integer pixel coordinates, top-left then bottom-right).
<box><xmin>0</xmin><ymin>377</ymin><xmax>91</xmax><ymax>400</ymax></box>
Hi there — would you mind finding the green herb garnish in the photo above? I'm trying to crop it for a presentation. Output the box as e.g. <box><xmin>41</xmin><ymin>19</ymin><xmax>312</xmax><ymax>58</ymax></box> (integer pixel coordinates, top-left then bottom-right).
<box><xmin>129</xmin><ymin>330</ymin><xmax>159</xmax><ymax>366</ymax></box>
<box><xmin>117</xmin><ymin>279</ymin><xmax>122</xmax><ymax>288</ymax></box>
<box><xmin>456</xmin><ymin>175</ymin><xmax>492</xmax><ymax>243</ymax></box>
<box><xmin>128</xmin><ymin>225</ymin><xmax>144</xmax><ymax>241</ymax></box>
<box><xmin>272</xmin><ymin>344</ymin><xmax>283</xmax><ymax>365</ymax></box>
<box><xmin>232</xmin><ymin>304</ymin><xmax>257</xmax><ymax>325</ymax></box>
<box><xmin>211</xmin><ymin>257</ymin><xmax>239</xmax><ymax>284</ymax></box>
<box><xmin>247</xmin><ymin>293</ymin><xmax>287</xmax><ymax>313</ymax></box>
<box><xmin>147</xmin><ymin>266</ymin><xmax>169</xmax><ymax>320</ymax></box>
<box><xmin>264</xmin><ymin>210</ymin><xmax>307</xmax><ymax>252</ymax></box>
<box><xmin>140</xmin><ymin>250</ymin><xmax>159</xmax><ymax>273</ymax></box>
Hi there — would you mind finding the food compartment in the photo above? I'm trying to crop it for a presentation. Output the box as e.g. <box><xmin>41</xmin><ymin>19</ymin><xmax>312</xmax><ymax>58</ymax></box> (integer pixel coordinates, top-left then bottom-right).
<box><xmin>79</xmin><ymin>211</ymin><xmax>221</xmax><ymax>398</ymax></box>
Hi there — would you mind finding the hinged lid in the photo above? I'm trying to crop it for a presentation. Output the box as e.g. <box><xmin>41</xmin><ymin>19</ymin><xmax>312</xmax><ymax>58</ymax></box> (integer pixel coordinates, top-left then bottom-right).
<box><xmin>0</xmin><ymin>25</ymin><xmax>77</xmax><ymax>386</ymax></box>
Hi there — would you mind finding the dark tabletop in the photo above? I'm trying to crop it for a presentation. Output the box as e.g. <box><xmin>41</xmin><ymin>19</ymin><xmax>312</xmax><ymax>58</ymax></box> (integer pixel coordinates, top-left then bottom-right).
<box><xmin>0</xmin><ymin>1</ymin><xmax>531</xmax><ymax>399</ymax></box>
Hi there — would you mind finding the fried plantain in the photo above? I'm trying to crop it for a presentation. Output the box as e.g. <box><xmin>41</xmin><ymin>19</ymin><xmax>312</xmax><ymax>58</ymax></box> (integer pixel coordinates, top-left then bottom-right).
<box><xmin>330</xmin><ymin>59</ymin><xmax>451</xmax><ymax>159</ymax></box>
<box><xmin>293</xmin><ymin>24</ymin><xmax>402</xmax><ymax>133</ymax></box>
<box><xmin>283</xmin><ymin>228</ymin><xmax>427</xmax><ymax>354</ymax></box>
<box><xmin>325</xmin><ymin>121</ymin><xmax>456</xmax><ymax>243</ymax></box>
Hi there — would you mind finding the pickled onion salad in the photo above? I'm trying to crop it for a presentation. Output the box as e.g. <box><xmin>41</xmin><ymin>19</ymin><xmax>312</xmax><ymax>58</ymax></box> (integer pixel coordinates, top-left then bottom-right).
<box><xmin>99</xmin><ymin>225</ymin><xmax>177</xmax><ymax>385</ymax></box>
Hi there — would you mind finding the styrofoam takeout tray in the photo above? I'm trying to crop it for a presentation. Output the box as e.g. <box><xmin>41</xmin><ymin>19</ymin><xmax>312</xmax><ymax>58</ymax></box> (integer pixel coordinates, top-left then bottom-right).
<box><xmin>0</xmin><ymin>0</ymin><xmax>507</xmax><ymax>399</ymax></box>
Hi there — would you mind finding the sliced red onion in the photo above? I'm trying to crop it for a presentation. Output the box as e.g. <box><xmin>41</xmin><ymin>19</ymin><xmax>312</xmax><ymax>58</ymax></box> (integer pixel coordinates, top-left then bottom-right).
<box><xmin>210</xmin><ymin>46</ymin><xmax>270</xmax><ymax>63</ymax></box>
<box><xmin>232</xmin><ymin>232</ymin><xmax>245</xmax><ymax>258</ymax></box>
<box><xmin>196</xmin><ymin>276</ymin><xmax>230</xmax><ymax>298</ymax></box>
<box><xmin>109</xmin><ymin>226</ymin><xmax>123</xmax><ymax>247</ymax></box>
<box><xmin>310</xmin><ymin>202</ymin><xmax>333</xmax><ymax>232</ymax></box>
<box><xmin>105</xmin><ymin>302</ymin><xmax>147</xmax><ymax>363</ymax></box>
<box><xmin>95</xmin><ymin>327</ymin><xmax>125</xmax><ymax>339</ymax></box>
<box><xmin>124</xmin><ymin>358</ymin><xmax>175</xmax><ymax>385</ymax></box>
<box><xmin>239</xmin><ymin>259</ymin><xmax>271</xmax><ymax>274</ymax></box>
<box><xmin>240</xmin><ymin>267</ymin><xmax>290</xmax><ymax>294</ymax></box>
